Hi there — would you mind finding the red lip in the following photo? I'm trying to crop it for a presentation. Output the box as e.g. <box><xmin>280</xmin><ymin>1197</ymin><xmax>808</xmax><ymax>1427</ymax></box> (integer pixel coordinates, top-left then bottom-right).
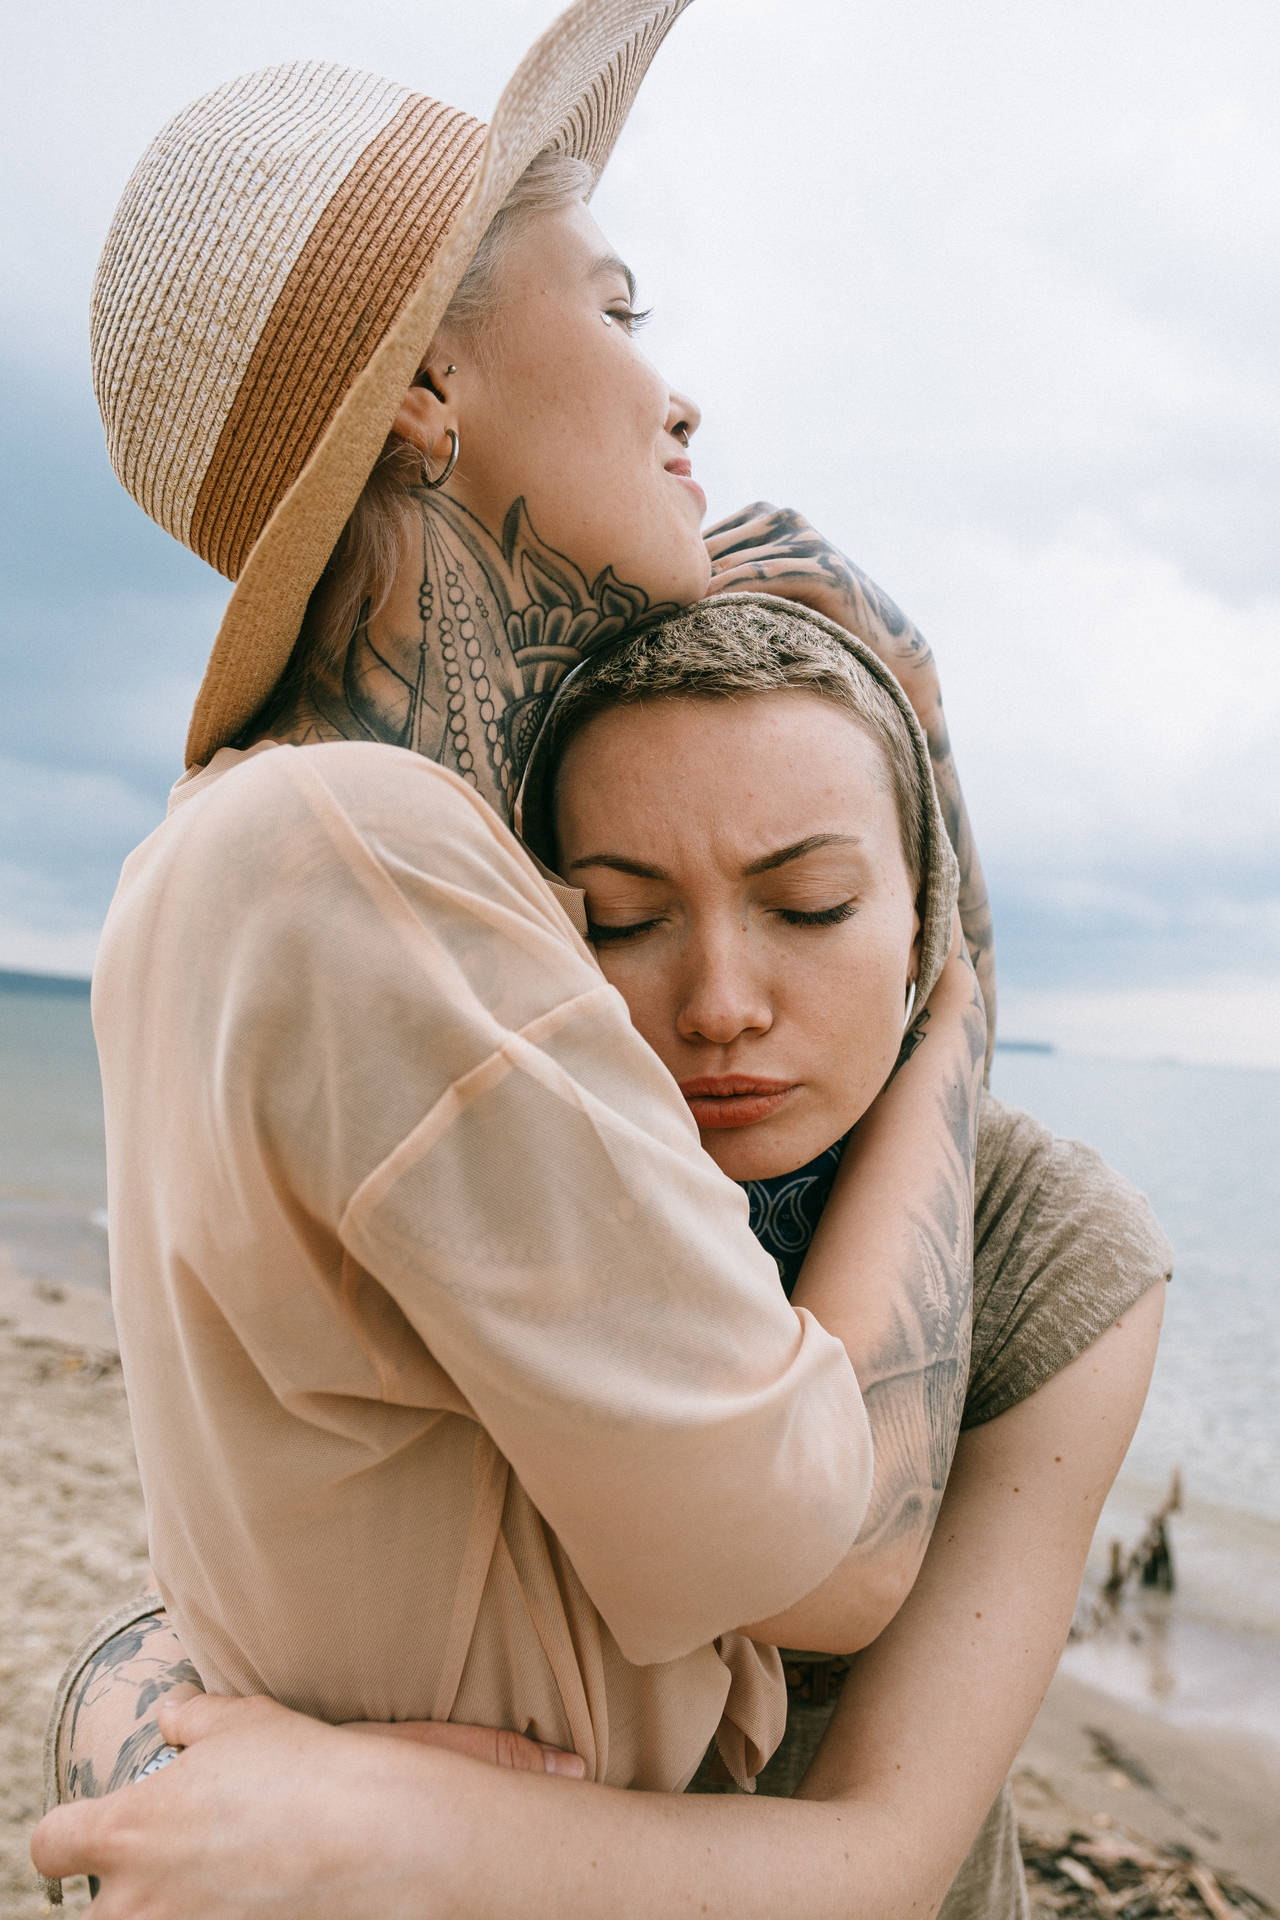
<box><xmin>665</xmin><ymin>458</ymin><xmax>706</xmax><ymax>513</ymax></box>
<box><xmin>678</xmin><ymin>1075</ymin><xmax>797</xmax><ymax>1130</ymax></box>
<box><xmin>679</xmin><ymin>1076</ymin><xmax>794</xmax><ymax>1097</ymax></box>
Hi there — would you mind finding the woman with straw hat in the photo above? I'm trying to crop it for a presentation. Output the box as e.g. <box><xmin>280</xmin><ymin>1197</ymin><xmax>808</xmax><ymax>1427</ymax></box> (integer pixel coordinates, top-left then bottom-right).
<box><xmin>33</xmin><ymin>1</ymin><xmax>1167</xmax><ymax>1912</ymax></box>
<box><xmin>53</xmin><ymin>0</ymin><xmax>983</xmax><ymax>1812</ymax></box>
<box><xmin>35</xmin><ymin>599</ymin><xmax>1168</xmax><ymax>1920</ymax></box>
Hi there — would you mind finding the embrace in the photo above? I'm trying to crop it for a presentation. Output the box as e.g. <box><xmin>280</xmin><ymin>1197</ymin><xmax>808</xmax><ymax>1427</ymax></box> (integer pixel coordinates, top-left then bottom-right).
<box><xmin>33</xmin><ymin>4</ymin><xmax>1170</xmax><ymax>1916</ymax></box>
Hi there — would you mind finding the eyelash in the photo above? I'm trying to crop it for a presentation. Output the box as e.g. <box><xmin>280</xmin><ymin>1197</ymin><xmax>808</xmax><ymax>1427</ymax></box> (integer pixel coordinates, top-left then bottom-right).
<box><xmin>586</xmin><ymin>902</ymin><xmax>856</xmax><ymax>944</ymax></box>
<box><xmin>608</xmin><ymin>304</ymin><xmax>653</xmax><ymax>333</ymax></box>
<box><xmin>586</xmin><ymin>917</ymin><xmax>663</xmax><ymax>945</ymax></box>
<box><xmin>776</xmin><ymin>902</ymin><xmax>857</xmax><ymax>928</ymax></box>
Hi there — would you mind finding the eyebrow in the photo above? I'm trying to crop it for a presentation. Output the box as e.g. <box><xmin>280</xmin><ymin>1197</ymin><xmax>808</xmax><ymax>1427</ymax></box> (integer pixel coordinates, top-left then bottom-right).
<box><xmin>566</xmin><ymin>834</ymin><xmax>862</xmax><ymax>881</ymax></box>
<box><xmin>588</xmin><ymin>251</ymin><xmax>638</xmax><ymax>306</ymax></box>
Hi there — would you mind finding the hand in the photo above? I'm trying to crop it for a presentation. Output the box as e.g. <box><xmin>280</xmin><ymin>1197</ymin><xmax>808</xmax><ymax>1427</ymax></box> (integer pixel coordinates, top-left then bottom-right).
<box><xmin>33</xmin><ymin>1692</ymin><xmax>586</xmax><ymax>1920</ymax></box>
<box><xmin>704</xmin><ymin>503</ymin><xmax>942</xmax><ymax>722</ymax></box>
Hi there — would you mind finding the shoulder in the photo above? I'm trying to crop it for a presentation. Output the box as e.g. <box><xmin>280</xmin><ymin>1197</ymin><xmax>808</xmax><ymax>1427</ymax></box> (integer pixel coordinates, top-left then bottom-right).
<box><xmin>975</xmin><ymin>1091</ymin><xmax>1170</xmax><ymax>1261</ymax></box>
<box><xmin>181</xmin><ymin>739</ymin><xmax>469</xmax><ymax>821</ymax></box>
<box><xmin>166</xmin><ymin>741</ymin><xmax>502</xmax><ymax>872</ymax></box>
<box><xmin>967</xmin><ymin>1091</ymin><xmax>1172</xmax><ymax>1428</ymax></box>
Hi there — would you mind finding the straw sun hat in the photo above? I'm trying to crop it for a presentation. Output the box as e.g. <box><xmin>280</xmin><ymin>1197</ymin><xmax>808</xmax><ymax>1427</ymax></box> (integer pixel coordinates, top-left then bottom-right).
<box><xmin>91</xmin><ymin>0</ymin><xmax>692</xmax><ymax>768</ymax></box>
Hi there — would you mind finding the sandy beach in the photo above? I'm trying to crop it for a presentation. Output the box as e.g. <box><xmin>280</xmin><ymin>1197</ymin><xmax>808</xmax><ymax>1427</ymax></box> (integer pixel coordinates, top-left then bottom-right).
<box><xmin>2</xmin><ymin>1250</ymin><xmax>1278</xmax><ymax>1918</ymax></box>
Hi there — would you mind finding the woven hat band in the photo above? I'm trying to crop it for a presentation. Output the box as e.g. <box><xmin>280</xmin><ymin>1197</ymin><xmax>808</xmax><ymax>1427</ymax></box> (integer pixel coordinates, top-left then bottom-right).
<box><xmin>191</xmin><ymin>96</ymin><xmax>484</xmax><ymax>580</ymax></box>
<box><xmin>91</xmin><ymin>62</ymin><xmax>484</xmax><ymax>580</ymax></box>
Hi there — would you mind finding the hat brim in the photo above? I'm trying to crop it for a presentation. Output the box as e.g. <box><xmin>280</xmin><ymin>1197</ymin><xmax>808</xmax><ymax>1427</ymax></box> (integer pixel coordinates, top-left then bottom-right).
<box><xmin>185</xmin><ymin>0</ymin><xmax>692</xmax><ymax>768</ymax></box>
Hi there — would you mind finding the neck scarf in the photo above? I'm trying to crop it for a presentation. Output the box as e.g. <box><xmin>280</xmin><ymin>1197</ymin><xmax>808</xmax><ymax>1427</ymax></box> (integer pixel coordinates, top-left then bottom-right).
<box><xmin>741</xmin><ymin>1137</ymin><xmax>849</xmax><ymax>1299</ymax></box>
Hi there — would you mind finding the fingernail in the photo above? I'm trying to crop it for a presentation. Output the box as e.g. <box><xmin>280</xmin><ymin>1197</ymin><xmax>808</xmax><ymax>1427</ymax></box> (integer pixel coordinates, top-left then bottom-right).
<box><xmin>541</xmin><ymin>1747</ymin><xmax>587</xmax><ymax>1778</ymax></box>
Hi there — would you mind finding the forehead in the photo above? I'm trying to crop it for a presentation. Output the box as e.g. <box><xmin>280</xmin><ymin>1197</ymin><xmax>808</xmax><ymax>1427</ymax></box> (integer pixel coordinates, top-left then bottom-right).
<box><xmin>501</xmin><ymin>197</ymin><xmax>625</xmax><ymax>289</ymax></box>
<box><xmin>557</xmin><ymin>690</ymin><xmax>903</xmax><ymax>852</ymax></box>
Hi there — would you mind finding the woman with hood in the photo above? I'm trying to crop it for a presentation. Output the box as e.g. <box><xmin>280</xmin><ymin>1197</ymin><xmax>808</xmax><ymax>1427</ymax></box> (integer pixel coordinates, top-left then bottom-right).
<box><xmin>38</xmin><ymin>600</ymin><xmax>1167</xmax><ymax>1917</ymax></box>
<box><xmin>34</xmin><ymin>4</ymin><xmax>1168</xmax><ymax>1913</ymax></box>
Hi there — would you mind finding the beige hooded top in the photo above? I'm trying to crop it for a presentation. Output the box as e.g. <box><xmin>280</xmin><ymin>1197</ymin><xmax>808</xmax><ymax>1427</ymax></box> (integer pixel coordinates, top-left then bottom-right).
<box><xmin>94</xmin><ymin>598</ymin><xmax>958</xmax><ymax>1791</ymax></box>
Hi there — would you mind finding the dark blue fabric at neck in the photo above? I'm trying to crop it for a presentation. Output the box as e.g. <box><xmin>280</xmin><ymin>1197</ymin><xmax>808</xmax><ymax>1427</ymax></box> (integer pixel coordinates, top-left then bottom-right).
<box><xmin>740</xmin><ymin>1135</ymin><xmax>850</xmax><ymax>1299</ymax></box>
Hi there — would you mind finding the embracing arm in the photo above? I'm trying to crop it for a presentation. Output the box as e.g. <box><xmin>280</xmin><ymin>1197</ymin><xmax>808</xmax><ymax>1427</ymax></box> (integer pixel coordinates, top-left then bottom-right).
<box><xmin>741</xmin><ymin>944</ymin><xmax>985</xmax><ymax>1652</ymax></box>
<box><xmin>52</xmin><ymin>947</ymin><xmax>984</xmax><ymax>1805</ymax></box>
<box><xmin>792</xmin><ymin>1281</ymin><xmax>1164</xmax><ymax>1881</ymax></box>
<box><xmin>34</xmin><ymin>1288</ymin><xmax>1162</xmax><ymax>1919</ymax></box>
<box><xmin>705</xmin><ymin>504</ymin><xmax>997</xmax><ymax>1073</ymax></box>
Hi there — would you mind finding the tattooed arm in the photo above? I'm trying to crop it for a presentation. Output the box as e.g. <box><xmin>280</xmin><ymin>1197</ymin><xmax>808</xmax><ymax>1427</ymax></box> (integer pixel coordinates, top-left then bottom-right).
<box><xmin>704</xmin><ymin>504</ymin><xmax>998</xmax><ymax>1075</ymax></box>
<box><xmin>56</xmin><ymin>1602</ymin><xmax>203</xmax><ymax>1803</ymax></box>
<box><xmin>741</xmin><ymin>948</ymin><xmax>986</xmax><ymax>1654</ymax></box>
<box><xmin>33</xmin><ymin>956</ymin><xmax>991</xmax><ymax>1919</ymax></box>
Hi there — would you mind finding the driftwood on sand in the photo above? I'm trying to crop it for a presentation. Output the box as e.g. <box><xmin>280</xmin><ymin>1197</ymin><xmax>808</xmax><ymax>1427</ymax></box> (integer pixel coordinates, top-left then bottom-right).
<box><xmin>1072</xmin><ymin>1471</ymin><xmax>1182</xmax><ymax>1641</ymax></box>
<box><xmin>1022</xmin><ymin>1825</ymin><xmax>1275</xmax><ymax>1918</ymax></box>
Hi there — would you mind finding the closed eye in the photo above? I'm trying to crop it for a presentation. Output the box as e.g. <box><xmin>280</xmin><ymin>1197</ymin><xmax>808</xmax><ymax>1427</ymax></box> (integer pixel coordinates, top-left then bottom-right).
<box><xmin>586</xmin><ymin>916</ymin><xmax>665</xmax><ymax>944</ymax></box>
<box><xmin>775</xmin><ymin>902</ymin><xmax>857</xmax><ymax>928</ymax></box>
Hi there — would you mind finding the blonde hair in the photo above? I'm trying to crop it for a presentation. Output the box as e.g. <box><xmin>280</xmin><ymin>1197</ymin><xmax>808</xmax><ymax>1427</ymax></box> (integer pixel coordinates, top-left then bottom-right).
<box><xmin>530</xmin><ymin>599</ymin><xmax>927</xmax><ymax>890</ymax></box>
<box><xmin>245</xmin><ymin>150</ymin><xmax>594</xmax><ymax>735</ymax></box>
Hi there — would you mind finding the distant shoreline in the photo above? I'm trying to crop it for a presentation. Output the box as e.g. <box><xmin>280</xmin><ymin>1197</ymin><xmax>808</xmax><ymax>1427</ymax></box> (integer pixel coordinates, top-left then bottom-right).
<box><xmin>0</xmin><ymin>968</ymin><xmax>90</xmax><ymax>998</ymax></box>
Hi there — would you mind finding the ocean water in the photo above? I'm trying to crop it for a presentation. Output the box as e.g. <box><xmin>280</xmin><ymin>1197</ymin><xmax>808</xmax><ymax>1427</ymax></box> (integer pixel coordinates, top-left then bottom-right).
<box><xmin>990</xmin><ymin>1049</ymin><xmax>1280</xmax><ymax>1534</ymax></box>
<box><xmin>3</xmin><ymin>980</ymin><xmax>1278</xmax><ymax>1535</ymax></box>
<box><xmin>0</xmin><ymin>981</ymin><xmax>108</xmax><ymax>1290</ymax></box>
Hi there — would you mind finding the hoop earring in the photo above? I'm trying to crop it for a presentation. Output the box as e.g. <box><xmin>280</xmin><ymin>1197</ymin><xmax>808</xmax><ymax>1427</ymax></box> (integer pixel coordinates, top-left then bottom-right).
<box><xmin>422</xmin><ymin>428</ymin><xmax>459</xmax><ymax>490</ymax></box>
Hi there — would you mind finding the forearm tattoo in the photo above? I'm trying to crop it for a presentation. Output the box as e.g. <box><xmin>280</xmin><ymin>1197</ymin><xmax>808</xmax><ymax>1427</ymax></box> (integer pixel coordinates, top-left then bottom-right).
<box><xmin>889</xmin><ymin>1006</ymin><xmax>931</xmax><ymax>1083</ymax></box>
<box><xmin>61</xmin><ymin>1610</ymin><xmax>204</xmax><ymax>1800</ymax></box>
<box><xmin>266</xmin><ymin>494</ymin><xmax>680</xmax><ymax>816</ymax></box>
<box><xmin>853</xmin><ymin>977</ymin><xmax>986</xmax><ymax>1555</ymax></box>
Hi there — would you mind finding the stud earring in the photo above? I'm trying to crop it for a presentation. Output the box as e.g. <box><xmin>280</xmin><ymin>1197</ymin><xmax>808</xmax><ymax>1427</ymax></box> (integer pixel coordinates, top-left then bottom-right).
<box><xmin>600</xmin><ymin>312</ymin><xmax>614</xmax><ymax>327</ymax></box>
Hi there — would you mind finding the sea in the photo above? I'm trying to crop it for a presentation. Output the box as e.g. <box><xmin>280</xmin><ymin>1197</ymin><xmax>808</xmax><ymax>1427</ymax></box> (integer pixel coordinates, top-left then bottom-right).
<box><xmin>3</xmin><ymin>974</ymin><xmax>1278</xmax><ymax>1727</ymax></box>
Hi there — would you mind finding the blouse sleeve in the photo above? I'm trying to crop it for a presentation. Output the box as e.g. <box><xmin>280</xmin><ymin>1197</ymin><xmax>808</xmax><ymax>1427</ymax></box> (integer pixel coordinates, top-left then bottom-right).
<box><xmin>250</xmin><ymin>743</ymin><xmax>873</xmax><ymax>1665</ymax></box>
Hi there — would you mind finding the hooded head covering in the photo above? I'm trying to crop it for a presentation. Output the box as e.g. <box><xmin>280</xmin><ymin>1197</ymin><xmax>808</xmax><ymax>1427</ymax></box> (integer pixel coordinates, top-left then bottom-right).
<box><xmin>517</xmin><ymin>592</ymin><xmax>959</xmax><ymax>1014</ymax></box>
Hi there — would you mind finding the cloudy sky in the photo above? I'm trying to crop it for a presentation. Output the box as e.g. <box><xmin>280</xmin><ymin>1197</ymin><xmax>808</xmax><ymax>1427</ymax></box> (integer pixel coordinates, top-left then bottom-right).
<box><xmin>2</xmin><ymin>0</ymin><xmax>1277</xmax><ymax>1065</ymax></box>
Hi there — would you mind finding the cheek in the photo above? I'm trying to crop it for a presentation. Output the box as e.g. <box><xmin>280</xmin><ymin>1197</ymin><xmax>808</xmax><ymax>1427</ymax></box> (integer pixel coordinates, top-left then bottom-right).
<box><xmin>467</xmin><ymin>324</ymin><xmax>706</xmax><ymax>602</ymax></box>
<box><xmin>594</xmin><ymin>951</ymin><xmax>680</xmax><ymax>1066</ymax></box>
<box><xmin>801</xmin><ymin>927</ymin><xmax>914</xmax><ymax>1093</ymax></box>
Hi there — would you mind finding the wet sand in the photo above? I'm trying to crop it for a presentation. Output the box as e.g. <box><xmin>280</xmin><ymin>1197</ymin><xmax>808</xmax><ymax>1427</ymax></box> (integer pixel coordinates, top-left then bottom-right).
<box><xmin>2</xmin><ymin>1249</ymin><xmax>1277</xmax><ymax>1917</ymax></box>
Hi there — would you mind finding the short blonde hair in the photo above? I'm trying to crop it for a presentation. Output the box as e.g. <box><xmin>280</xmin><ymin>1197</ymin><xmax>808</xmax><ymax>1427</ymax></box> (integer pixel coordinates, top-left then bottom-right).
<box><xmin>529</xmin><ymin>598</ymin><xmax>926</xmax><ymax>891</ymax></box>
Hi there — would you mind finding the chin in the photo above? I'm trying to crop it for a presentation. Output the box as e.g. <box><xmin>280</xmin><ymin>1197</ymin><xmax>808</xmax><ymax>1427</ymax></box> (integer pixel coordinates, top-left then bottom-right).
<box><xmin>699</xmin><ymin>1121</ymin><xmax>838</xmax><ymax>1186</ymax></box>
<box><xmin>635</xmin><ymin>526</ymin><xmax>711</xmax><ymax>609</ymax></box>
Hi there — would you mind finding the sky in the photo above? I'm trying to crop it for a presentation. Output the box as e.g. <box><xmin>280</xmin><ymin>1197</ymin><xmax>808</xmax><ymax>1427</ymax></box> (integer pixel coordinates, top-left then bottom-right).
<box><xmin>2</xmin><ymin>0</ymin><xmax>1277</xmax><ymax>1066</ymax></box>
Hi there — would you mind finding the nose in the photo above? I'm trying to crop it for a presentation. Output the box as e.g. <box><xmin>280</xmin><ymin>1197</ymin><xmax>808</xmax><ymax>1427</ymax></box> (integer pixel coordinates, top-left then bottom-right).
<box><xmin>675</xmin><ymin>923</ymin><xmax>773</xmax><ymax>1047</ymax></box>
<box><xmin>666</xmin><ymin>386</ymin><xmax>702</xmax><ymax>446</ymax></box>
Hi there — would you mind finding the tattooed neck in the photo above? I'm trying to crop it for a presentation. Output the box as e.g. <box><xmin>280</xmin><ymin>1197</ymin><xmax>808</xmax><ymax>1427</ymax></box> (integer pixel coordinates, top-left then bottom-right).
<box><xmin>261</xmin><ymin>494</ymin><xmax>680</xmax><ymax>818</ymax></box>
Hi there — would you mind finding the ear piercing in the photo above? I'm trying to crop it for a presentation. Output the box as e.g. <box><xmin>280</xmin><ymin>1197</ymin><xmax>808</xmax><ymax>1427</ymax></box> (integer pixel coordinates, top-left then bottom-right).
<box><xmin>600</xmin><ymin>312</ymin><xmax>614</xmax><ymax>326</ymax></box>
<box><xmin>414</xmin><ymin>365</ymin><xmax>458</xmax><ymax>400</ymax></box>
<box><xmin>422</xmin><ymin>428</ymin><xmax>460</xmax><ymax>490</ymax></box>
